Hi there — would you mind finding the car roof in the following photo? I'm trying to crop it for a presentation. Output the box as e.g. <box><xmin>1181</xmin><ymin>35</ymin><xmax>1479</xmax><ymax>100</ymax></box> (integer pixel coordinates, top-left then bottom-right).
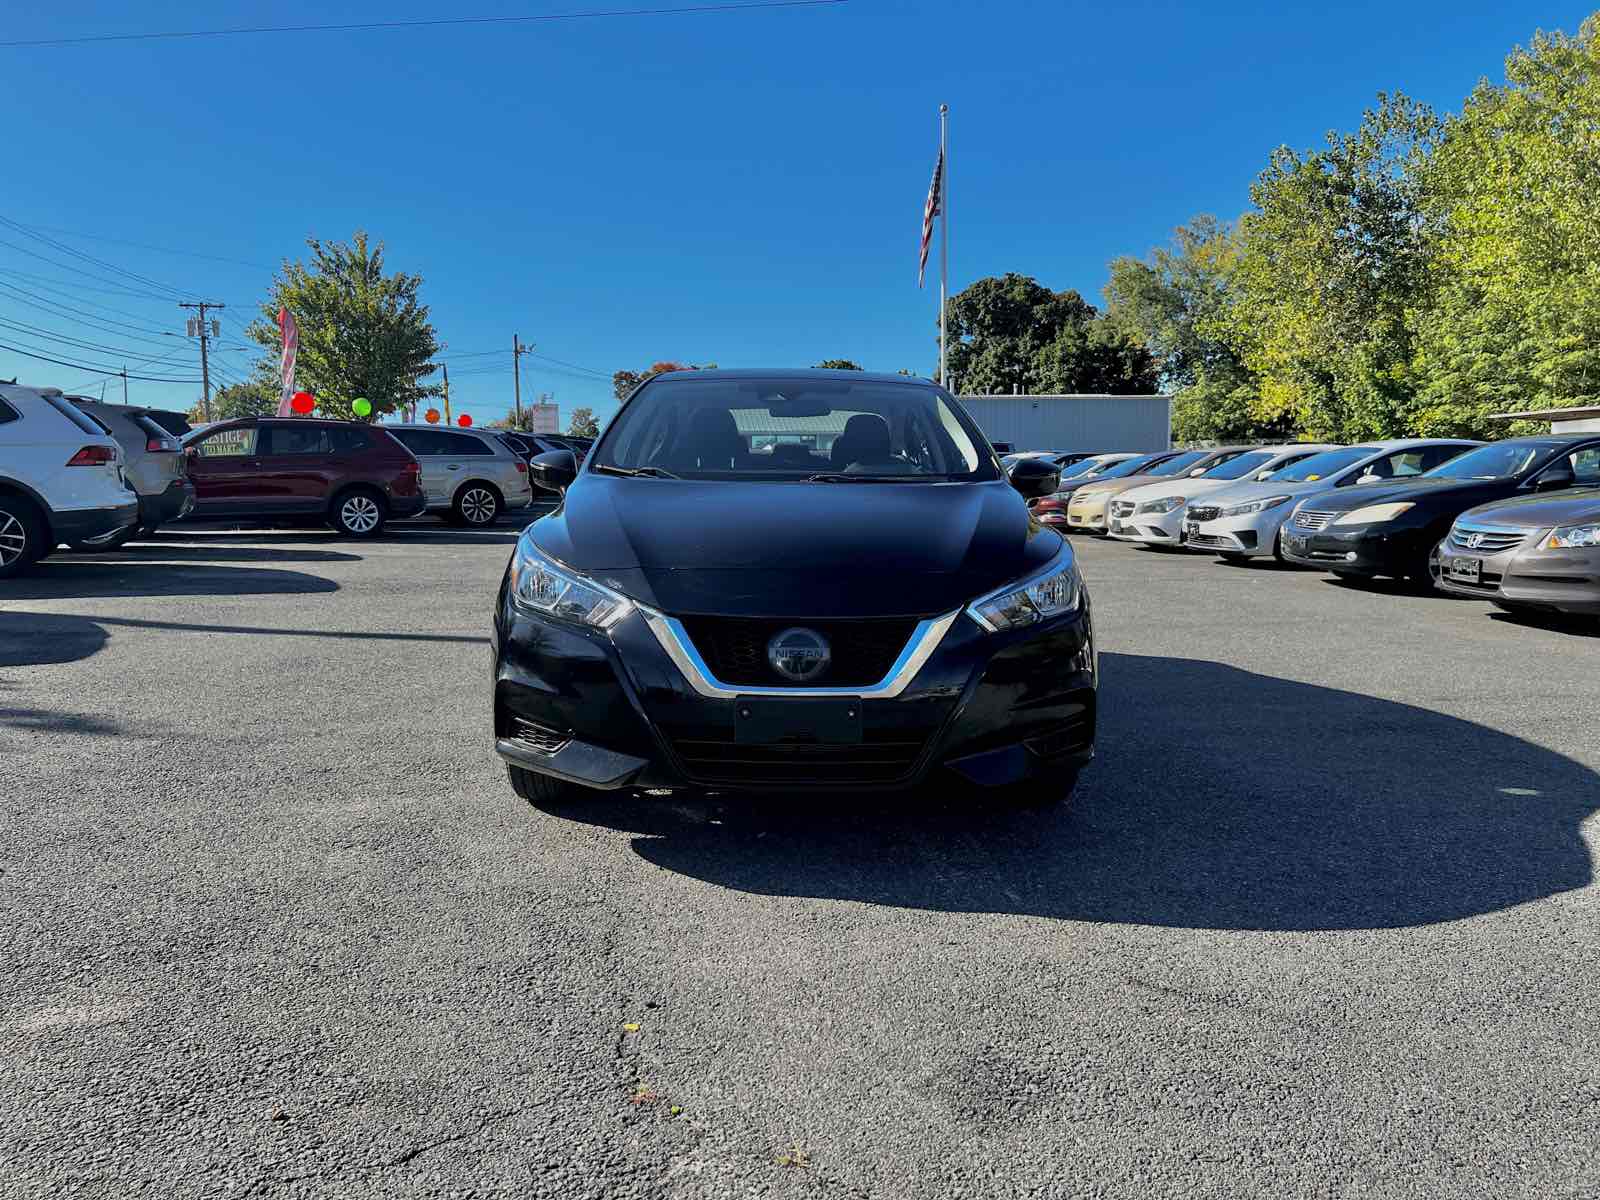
<box><xmin>648</xmin><ymin>367</ymin><xmax>932</xmax><ymax>386</ymax></box>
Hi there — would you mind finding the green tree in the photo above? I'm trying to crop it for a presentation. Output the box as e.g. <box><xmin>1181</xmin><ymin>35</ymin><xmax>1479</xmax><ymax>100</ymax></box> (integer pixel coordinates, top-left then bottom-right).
<box><xmin>197</xmin><ymin>378</ymin><xmax>278</xmax><ymax>424</ymax></box>
<box><xmin>248</xmin><ymin>231</ymin><xmax>441</xmax><ymax>422</ymax></box>
<box><xmin>945</xmin><ymin>273</ymin><xmax>1157</xmax><ymax>395</ymax></box>
<box><xmin>814</xmin><ymin>359</ymin><xmax>863</xmax><ymax>370</ymax></box>
<box><xmin>1217</xmin><ymin>93</ymin><xmax>1441</xmax><ymax>440</ymax></box>
<box><xmin>1105</xmin><ymin>217</ymin><xmax>1285</xmax><ymax>442</ymax></box>
<box><xmin>612</xmin><ymin>361</ymin><xmax>706</xmax><ymax>402</ymax></box>
<box><xmin>1411</xmin><ymin>17</ymin><xmax>1600</xmax><ymax>435</ymax></box>
<box><xmin>568</xmin><ymin>407</ymin><xmax>600</xmax><ymax>437</ymax></box>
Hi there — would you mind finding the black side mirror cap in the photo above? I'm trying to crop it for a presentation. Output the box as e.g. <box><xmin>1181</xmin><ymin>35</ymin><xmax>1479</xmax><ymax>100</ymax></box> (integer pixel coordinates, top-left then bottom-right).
<box><xmin>530</xmin><ymin>449</ymin><xmax>578</xmax><ymax>492</ymax></box>
<box><xmin>1534</xmin><ymin>470</ymin><xmax>1575</xmax><ymax>492</ymax></box>
<box><xmin>1007</xmin><ymin>457</ymin><xmax>1060</xmax><ymax>500</ymax></box>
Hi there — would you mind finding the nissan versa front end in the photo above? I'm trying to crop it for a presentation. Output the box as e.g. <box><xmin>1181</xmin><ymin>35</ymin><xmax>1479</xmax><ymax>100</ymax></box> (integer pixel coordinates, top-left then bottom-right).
<box><xmin>490</xmin><ymin>369</ymin><xmax>1096</xmax><ymax>808</ymax></box>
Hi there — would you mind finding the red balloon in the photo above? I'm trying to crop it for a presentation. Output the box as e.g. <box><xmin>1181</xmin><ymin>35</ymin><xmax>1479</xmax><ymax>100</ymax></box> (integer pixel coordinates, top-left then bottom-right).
<box><xmin>290</xmin><ymin>391</ymin><xmax>314</xmax><ymax>415</ymax></box>
<box><xmin>457</xmin><ymin>414</ymin><xmax>473</xmax><ymax>428</ymax></box>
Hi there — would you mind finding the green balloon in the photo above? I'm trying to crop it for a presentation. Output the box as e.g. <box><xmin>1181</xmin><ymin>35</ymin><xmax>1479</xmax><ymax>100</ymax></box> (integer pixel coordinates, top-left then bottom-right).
<box><xmin>352</xmin><ymin>397</ymin><xmax>372</xmax><ymax>418</ymax></box>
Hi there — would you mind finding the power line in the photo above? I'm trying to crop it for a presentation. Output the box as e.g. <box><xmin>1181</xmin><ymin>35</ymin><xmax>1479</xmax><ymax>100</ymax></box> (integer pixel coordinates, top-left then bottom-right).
<box><xmin>0</xmin><ymin>338</ymin><xmax>203</xmax><ymax>382</ymax></box>
<box><xmin>55</xmin><ymin>345</ymin><xmax>199</xmax><ymax>395</ymax></box>
<box><xmin>0</xmin><ymin>1</ymin><xmax>848</xmax><ymax>49</ymax></box>
<box><xmin>0</xmin><ymin>264</ymin><xmax>188</xmax><ymax>300</ymax></box>
<box><xmin>0</xmin><ymin>237</ymin><xmax>181</xmax><ymax>300</ymax></box>
<box><xmin>0</xmin><ymin>315</ymin><xmax>179</xmax><ymax>360</ymax></box>
<box><xmin>3</xmin><ymin>222</ymin><xmax>274</xmax><ymax>271</ymax></box>
<box><xmin>0</xmin><ymin>279</ymin><xmax>182</xmax><ymax>340</ymax></box>
<box><xmin>0</xmin><ymin>215</ymin><xmax>189</xmax><ymax>298</ymax></box>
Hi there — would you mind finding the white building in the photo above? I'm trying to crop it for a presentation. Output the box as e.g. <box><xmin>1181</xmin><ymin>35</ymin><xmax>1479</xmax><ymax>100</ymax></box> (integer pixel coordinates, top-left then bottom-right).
<box><xmin>1488</xmin><ymin>405</ymin><xmax>1600</xmax><ymax>434</ymax></box>
<box><xmin>956</xmin><ymin>393</ymin><xmax>1171</xmax><ymax>453</ymax></box>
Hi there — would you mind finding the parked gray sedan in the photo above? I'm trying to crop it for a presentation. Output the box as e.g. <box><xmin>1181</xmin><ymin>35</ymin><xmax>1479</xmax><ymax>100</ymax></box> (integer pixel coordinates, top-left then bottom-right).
<box><xmin>1434</xmin><ymin>486</ymin><xmax>1600</xmax><ymax>617</ymax></box>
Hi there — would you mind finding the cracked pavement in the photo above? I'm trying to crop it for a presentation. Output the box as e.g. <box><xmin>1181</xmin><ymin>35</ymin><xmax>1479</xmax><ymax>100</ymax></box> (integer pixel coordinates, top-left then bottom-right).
<box><xmin>2</xmin><ymin>523</ymin><xmax>1598</xmax><ymax>1198</ymax></box>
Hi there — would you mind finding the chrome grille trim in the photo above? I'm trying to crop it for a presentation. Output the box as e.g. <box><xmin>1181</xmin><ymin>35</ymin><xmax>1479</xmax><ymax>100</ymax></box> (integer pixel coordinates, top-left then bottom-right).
<box><xmin>1294</xmin><ymin>508</ymin><xmax>1337</xmax><ymax>531</ymax></box>
<box><xmin>639</xmin><ymin>606</ymin><xmax>962</xmax><ymax>700</ymax></box>
<box><xmin>1449</xmin><ymin>522</ymin><xmax>1530</xmax><ymax>554</ymax></box>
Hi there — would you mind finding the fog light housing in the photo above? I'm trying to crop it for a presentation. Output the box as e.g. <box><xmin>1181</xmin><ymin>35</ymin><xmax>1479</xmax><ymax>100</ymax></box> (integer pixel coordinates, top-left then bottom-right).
<box><xmin>1345</xmin><ymin>551</ymin><xmax>1358</xmax><ymax>562</ymax></box>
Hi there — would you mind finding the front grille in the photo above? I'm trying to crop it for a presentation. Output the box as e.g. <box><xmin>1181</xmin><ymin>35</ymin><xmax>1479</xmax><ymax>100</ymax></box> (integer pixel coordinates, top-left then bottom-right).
<box><xmin>1294</xmin><ymin>508</ymin><xmax>1337</xmax><ymax>531</ymax></box>
<box><xmin>669</xmin><ymin>734</ymin><xmax>927</xmax><ymax>786</ymax></box>
<box><xmin>677</xmin><ymin>616</ymin><xmax>918</xmax><ymax>688</ymax></box>
<box><xmin>507</xmin><ymin>716</ymin><xmax>570</xmax><ymax>756</ymax></box>
<box><xmin>1186</xmin><ymin>505</ymin><xmax>1220</xmax><ymax>522</ymax></box>
<box><xmin>1449</xmin><ymin>525</ymin><xmax>1527</xmax><ymax>554</ymax></box>
<box><xmin>1186</xmin><ymin>531</ymin><xmax>1233</xmax><ymax>549</ymax></box>
<box><xmin>1110</xmin><ymin>500</ymin><xmax>1136</xmax><ymax>518</ymax></box>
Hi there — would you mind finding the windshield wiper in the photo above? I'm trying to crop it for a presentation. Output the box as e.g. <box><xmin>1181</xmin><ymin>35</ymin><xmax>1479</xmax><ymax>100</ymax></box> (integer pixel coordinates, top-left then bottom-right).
<box><xmin>804</xmin><ymin>472</ymin><xmax>935</xmax><ymax>483</ymax></box>
<box><xmin>592</xmin><ymin>464</ymin><xmax>679</xmax><ymax>479</ymax></box>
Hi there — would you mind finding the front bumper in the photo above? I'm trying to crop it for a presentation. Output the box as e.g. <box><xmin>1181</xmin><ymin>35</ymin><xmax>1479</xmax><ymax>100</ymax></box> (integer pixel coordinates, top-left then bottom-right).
<box><xmin>137</xmin><ymin>479</ymin><xmax>195</xmax><ymax>529</ymax></box>
<box><xmin>1434</xmin><ymin>534</ymin><xmax>1600</xmax><ymax>615</ymax></box>
<box><xmin>1182</xmin><ymin>510</ymin><xmax>1276</xmax><ymax>556</ymax></box>
<box><xmin>1107</xmin><ymin>503</ymin><xmax>1186</xmax><ymax>545</ymax></box>
<box><xmin>491</xmin><ymin>587</ymin><xmax>1097</xmax><ymax>795</ymax></box>
<box><xmin>1280</xmin><ymin>523</ymin><xmax>1431</xmax><ymax>577</ymax></box>
<box><xmin>51</xmin><ymin>500</ymin><xmax>140</xmax><ymax>546</ymax></box>
<box><xmin>1066</xmin><ymin>493</ymin><xmax>1112</xmax><ymax>532</ymax></box>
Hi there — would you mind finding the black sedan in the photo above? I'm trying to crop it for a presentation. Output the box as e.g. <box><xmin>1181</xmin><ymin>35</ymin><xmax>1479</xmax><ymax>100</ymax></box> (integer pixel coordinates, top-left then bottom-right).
<box><xmin>490</xmin><ymin>368</ymin><xmax>1096</xmax><ymax>807</ymax></box>
<box><xmin>1280</xmin><ymin>435</ymin><xmax>1600</xmax><ymax>582</ymax></box>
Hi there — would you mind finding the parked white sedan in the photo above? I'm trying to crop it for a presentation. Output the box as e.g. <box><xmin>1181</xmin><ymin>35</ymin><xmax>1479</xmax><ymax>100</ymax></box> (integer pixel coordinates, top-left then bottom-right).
<box><xmin>1106</xmin><ymin>445</ymin><xmax>1335</xmax><ymax>547</ymax></box>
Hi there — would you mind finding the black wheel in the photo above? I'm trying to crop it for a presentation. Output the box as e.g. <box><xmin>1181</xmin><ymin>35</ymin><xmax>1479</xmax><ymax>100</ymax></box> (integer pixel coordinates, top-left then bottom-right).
<box><xmin>453</xmin><ymin>484</ymin><xmax>502</xmax><ymax>527</ymax></box>
<box><xmin>328</xmin><ymin>487</ymin><xmax>387</xmax><ymax>538</ymax></box>
<box><xmin>508</xmin><ymin>764</ymin><xmax>599</xmax><ymax>805</ymax></box>
<box><xmin>0</xmin><ymin>494</ymin><xmax>47</xmax><ymax>579</ymax></box>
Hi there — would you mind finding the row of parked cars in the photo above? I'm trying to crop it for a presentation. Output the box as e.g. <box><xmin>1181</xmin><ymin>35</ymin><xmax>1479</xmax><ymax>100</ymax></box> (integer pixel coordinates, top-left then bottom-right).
<box><xmin>0</xmin><ymin>381</ymin><xmax>589</xmax><ymax>578</ymax></box>
<box><xmin>1012</xmin><ymin>437</ymin><xmax>1600</xmax><ymax>619</ymax></box>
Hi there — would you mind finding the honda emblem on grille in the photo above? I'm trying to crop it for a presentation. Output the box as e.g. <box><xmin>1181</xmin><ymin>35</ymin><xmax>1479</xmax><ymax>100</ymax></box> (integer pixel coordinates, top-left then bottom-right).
<box><xmin>767</xmin><ymin>627</ymin><xmax>831</xmax><ymax>682</ymax></box>
<box><xmin>1466</xmin><ymin>531</ymin><xmax>1483</xmax><ymax>549</ymax></box>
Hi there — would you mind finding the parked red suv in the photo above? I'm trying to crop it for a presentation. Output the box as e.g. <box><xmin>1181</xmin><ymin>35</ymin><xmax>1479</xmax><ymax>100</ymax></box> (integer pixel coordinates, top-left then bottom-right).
<box><xmin>180</xmin><ymin>417</ymin><xmax>425</xmax><ymax>537</ymax></box>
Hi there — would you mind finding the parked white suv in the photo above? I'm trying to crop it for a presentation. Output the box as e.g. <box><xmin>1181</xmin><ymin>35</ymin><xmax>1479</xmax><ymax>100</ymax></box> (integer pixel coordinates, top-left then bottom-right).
<box><xmin>0</xmin><ymin>383</ymin><xmax>138</xmax><ymax>577</ymax></box>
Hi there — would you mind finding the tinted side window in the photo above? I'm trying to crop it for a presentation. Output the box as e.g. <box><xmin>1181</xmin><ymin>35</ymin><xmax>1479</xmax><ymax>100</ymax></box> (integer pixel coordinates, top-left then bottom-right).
<box><xmin>389</xmin><ymin>428</ymin><xmax>442</xmax><ymax>455</ymax></box>
<box><xmin>0</xmin><ymin>398</ymin><xmax>18</xmax><ymax>426</ymax></box>
<box><xmin>330</xmin><ymin>427</ymin><xmax>371</xmax><ymax>453</ymax></box>
<box><xmin>1565</xmin><ymin>447</ymin><xmax>1600</xmax><ymax>484</ymax></box>
<box><xmin>440</xmin><ymin>432</ymin><xmax>494</xmax><ymax>457</ymax></box>
<box><xmin>264</xmin><ymin>425</ymin><xmax>333</xmax><ymax>455</ymax></box>
<box><xmin>194</xmin><ymin>426</ymin><xmax>259</xmax><ymax>457</ymax></box>
<box><xmin>1418</xmin><ymin>444</ymin><xmax>1467</xmax><ymax>472</ymax></box>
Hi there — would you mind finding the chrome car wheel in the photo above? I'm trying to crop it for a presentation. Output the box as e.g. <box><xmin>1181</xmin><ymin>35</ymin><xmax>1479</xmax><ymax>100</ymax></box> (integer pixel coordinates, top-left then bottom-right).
<box><xmin>0</xmin><ymin>510</ymin><xmax>25</xmax><ymax>567</ymax></box>
<box><xmin>460</xmin><ymin>487</ymin><xmax>498</xmax><ymax>525</ymax></box>
<box><xmin>341</xmin><ymin>494</ymin><xmax>381</xmax><ymax>534</ymax></box>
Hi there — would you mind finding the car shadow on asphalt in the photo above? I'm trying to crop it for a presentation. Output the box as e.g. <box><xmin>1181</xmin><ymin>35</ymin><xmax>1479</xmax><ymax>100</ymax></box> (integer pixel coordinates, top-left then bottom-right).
<box><xmin>0</xmin><ymin>561</ymin><xmax>339</xmax><ymax>602</ymax></box>
<box><xmin>530</xmin><ymin>653</ymin><xmax>1597</xmax><ymax>932</ymax></box>
<box><xmin>70</xmin><ymin>545</ymin><xmax>364</xmax><ymax>564</ymax></box>
<box><xmin>1487</xmin><ymin>611</ymin><xmax>1600</xmax><ymax>639</ymax></box>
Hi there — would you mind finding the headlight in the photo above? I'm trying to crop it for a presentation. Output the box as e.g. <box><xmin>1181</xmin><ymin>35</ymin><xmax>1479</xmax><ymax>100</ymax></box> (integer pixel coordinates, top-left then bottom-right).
<box><xmin>1334</xmin><ymin>502</ymin><xmax>1415</xmax><ymax>526</ymax></box>
<box><xmin>1219</xmin><ymin>495</ymin><xmax>1291</xmax><ymax>518</ymax></box>
<box><xmin>509</xmin><ymin>536</ymin><xmax>633</xmax><ymax>629</ymax></box>
<box><xmin>1138</xmin><ymin>496</ymin><xmax>1185</xmax><ymax>514</ymax></box>
<box><xmin>966</xmin><ymin>551</ymin><xmax>1081</xmax><ymax>632</ymax></box>
<box><xmin>1542</xmin><ymin>523</ymin><xmax>1600</xmax><ymax>549</ymax></box>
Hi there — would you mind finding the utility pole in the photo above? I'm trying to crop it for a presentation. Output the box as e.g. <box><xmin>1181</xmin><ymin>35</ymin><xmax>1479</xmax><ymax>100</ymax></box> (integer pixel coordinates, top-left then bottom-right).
<box><xmin>513</xmin><ymin>335</ymin><xmax>531</xmax><ymax>429</ymax></box>
<box><xmin>179</xmin><ymin>301</ymin><xmax>225</xmax><ymax>422</ymax></box>
<box><xmin>121</xmin><ymin>366</ymin><xmax>128</xmax><ymax>404</ymax></box>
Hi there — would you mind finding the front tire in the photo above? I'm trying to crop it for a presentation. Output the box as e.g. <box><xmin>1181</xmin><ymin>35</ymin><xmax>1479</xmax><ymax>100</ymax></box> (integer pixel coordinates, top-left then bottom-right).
<box><xmin>329</xmin><ymin>487</ymin><xmax>387</xmax><ymax>538</ymax></box>
<box><xmin>0</xmin><ymin>495</ymin><xmax>46</xmax><ymax>579</ymax></box>
<box><xmin>453</xmin><ymin>484</ymin><xmax>502</xmax><ymax>527</ymax></box>
<box><xmin>508</xmin><ymin>764</ymin><xmax>601</xmax><ymax>806</ymax></box>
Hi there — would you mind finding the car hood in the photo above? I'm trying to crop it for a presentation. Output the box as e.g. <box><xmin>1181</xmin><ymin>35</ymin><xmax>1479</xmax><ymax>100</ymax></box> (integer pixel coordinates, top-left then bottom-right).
<box><xmin>1296</xmin><ymin>476</ymin><xmax>1518</xmax><ymax>515</ymax></box>
<box><xmin>1072</xmin><ymin>472</ymin><xmax>1186</xmax><ymax>499</ymax></box>
<box><xmin>529</xmin><ymin>476</ymin><xmax>1062</xmax><ymax>618</ymax></box>
<box><xmin>1188</xmin><ymin>478</ymin><xmax>1331</xmax><ymax>506</ymax></box>
<box><xmin>1118</xmin><ymin>477</ymin><xmax>1239</xmax><ymax>504</ymax></box>
<box><xmin>1458</xmin><ymin>487</ymin><xmax>1600</xmax><ymax>529</ymax></box>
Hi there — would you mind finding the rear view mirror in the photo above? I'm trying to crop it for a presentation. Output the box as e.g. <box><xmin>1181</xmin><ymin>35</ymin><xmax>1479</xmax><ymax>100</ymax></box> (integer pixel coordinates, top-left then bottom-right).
<box><xmin>767</xmin><ymin>396</ymin><xmax>831</xmax><ymax>419</ymax></box>
<box><xmin>529</xmin><ymin>449</ymin><xmax>578</xmax><ymax>493</ymax></box>
<box><xmin>1008</xmin><ymin>456</ymin><xmax>1060</xmax><ymax>500</ymax></box>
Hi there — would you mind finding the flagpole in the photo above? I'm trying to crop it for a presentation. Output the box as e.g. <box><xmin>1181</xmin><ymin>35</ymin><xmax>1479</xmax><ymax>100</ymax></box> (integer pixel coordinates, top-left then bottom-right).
<box><xmin>939</xmin><ymin>103</ymin><xmax>949</xmax><ymax>390</ymax></box>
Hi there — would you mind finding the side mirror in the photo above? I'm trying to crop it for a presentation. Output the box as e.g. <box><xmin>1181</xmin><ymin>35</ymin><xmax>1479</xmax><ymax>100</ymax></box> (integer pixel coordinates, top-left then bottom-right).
<box><xmin>529</xmin><ymin>448</ymin><xmax>578</xmax><ymax>493</ymax></box>
<box><xmin>1007</xmin><ymin>456</ymin><xmax>1060</xmax><ymax>500</ymax></box>
<box><xmin>1255</xmin><ymin>469</ymin><xmax>1274</xmax><ymax>482</ymax></box>
<box><xmin>1534</xmin><ymin>467</ymin><xmax>1575</xmax><ymax>492</ymax></box>
<box><xmin>1188</xmin><ymin>467</ymin><xmax>1207</xmax><ymax>477</ymax></box>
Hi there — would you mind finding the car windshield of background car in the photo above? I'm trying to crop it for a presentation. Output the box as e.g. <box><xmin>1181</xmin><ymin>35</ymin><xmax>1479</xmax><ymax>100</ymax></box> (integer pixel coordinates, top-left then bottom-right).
<box><xmin>1143</xmin><ymin>450</ymin><xmax>1208</xmax><ymax>477</ymax></box>
<box><xmin>594</xmin><ymin>378</ymin><xmax>997</xmax><ymax>481</ymax></box>
<box><xmin>1421</xmin><ymin>441</ymin><xmax>1555</xmax><ymax>480</ymax></box>
<box><xmin>1270</xmin><ymin>447</ymin><xmax>1379</xmax><ymax>482</ymax></box>
<box><xmin>1059</xmin><ymin>457</ymin><xmax>1105</xmax><ymax>479</ymax></box>
<box><xmin>1202</xmin><ymin>449</ymin><xmax>1277</xmax><ymax>480</ymax></box>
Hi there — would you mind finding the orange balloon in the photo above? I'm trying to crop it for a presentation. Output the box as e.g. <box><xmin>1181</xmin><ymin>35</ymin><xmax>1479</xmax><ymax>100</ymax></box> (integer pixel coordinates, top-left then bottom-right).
<box><xmin>424</xmin><ymin>408</ymin><xmax>441</xmax><ymax>424</ymax></box>
<box><xmin>457</xmin><ymin>414</ymin><xmax>473</xmax><ymax>428</ymax></box>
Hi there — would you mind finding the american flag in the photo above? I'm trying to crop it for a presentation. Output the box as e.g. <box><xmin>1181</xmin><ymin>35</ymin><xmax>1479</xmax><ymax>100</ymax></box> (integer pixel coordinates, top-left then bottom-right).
<box><xmin>918</xmin><ymin>146</ymin><xmax>944</xmax><ymax>288</ymax></box>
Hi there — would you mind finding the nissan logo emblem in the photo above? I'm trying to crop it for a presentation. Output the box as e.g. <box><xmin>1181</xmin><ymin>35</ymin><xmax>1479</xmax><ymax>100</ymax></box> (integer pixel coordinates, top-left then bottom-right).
<box><xmin>767</xmin><ymin>627</ymin><xmax>831</xmax><ymax>683</ymax></box>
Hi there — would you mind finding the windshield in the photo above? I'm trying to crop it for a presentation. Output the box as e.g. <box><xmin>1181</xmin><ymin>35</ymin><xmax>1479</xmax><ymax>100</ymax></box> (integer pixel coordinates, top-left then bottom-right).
<box><xmin>1270</xmin><ymin>446</ymin><xmax>1379</xmax><ymax>483</ymax></box>
<box><xmin>1144</xmin><ymin>450</ymin><xmax>1208</xmax><ymax>478</ymax></box>
<box><xmin>1060</xmin><ymin>457</ymin><xmax>1105</xmax><ymax>479</ymax></box>
<box><xmin>1422</xmin><ymin>441</ymin><xmax>1552</xmax><ymax>480</ymax></box>
<box><xmin>592</xmin><ymin>377</ymin><xmax>997</xmax><ymax>481</ymax></box>
<box><xmin>1099</xmin><ymin>453</ymin><xmax>1165</xmax><ymax>479</ymax></box>
<box><xmin>1203</xmin><ymin>449</ymin><xmax>1275</xmax><ymax>480</ymax></box>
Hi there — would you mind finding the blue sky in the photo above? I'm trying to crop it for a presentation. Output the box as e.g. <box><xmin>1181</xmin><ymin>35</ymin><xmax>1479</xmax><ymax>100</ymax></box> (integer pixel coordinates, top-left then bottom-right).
<box><xmin>1</xmin><ymin>0</ymin><xmax>1592</xmax><ymax>426</ymax></box>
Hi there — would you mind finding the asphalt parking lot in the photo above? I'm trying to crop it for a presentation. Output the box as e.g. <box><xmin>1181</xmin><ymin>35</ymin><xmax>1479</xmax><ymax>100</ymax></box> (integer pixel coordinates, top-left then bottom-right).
<box><xmin>2</xmin><ymin>523</ymin><xmax>1597</xmax><ymax>1199</ymax></box>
